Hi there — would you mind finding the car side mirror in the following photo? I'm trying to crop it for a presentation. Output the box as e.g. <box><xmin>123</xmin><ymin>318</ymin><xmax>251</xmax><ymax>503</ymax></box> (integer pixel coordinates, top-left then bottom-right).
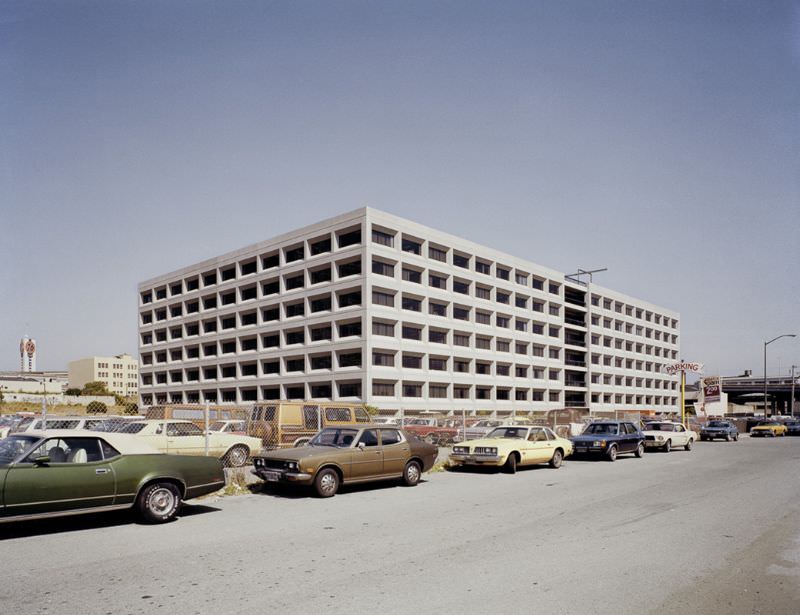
<box><xmin>357</xmin><ymin>442</ymin><xmax>366</xmax><ymax>450</ymax></box>
<box><xmin>32</xmin><ymin>455</ymin><xmax>50</xmax><ymax>466</ymax></box>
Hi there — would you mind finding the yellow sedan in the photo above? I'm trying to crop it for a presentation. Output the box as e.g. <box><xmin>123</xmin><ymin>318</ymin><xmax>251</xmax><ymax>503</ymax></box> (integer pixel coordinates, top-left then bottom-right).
<box><xmin>449</xmin><ymin>425</ymin><xmax>573</xmax><ymax>473</ymax></box>
<box><xmin>750</xmin><ymin>421</ymin><xmax>788</xmax><ymax>437</ymax></box>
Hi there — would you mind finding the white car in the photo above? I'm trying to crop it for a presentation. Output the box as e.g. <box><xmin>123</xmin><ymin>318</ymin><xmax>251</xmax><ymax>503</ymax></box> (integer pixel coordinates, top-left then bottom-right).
<box><xmin>642</xmin><ymin>421</ymin><xmax>697</xmax><ymax>452</ymax></box>
<box><xmin>118</xmin><ymin>419</ymin><xmax>263</xmax><ymax>467</ymax></box>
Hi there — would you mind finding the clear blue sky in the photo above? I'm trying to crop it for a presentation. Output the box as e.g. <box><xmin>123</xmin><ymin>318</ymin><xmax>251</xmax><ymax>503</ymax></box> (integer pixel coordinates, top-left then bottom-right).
<box><xmin>1</xmin><ymin>1</ymin><xmax>798</xmax><ymax>379</ymax></box>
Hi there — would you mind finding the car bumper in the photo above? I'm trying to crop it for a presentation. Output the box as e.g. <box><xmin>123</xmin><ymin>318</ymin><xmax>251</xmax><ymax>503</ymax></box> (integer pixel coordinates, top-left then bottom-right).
<box><xmin>449</xmin><ymin>454</ymin><xmax>503</xmax><ymax>465</ymax></box>
<box><xmin>644</xmin><ymin>440</ymin><xmax>667</xmax><ymax>448</ymax></box>
<box><xmin>570</xmin><ymin>445</ymin><xmax>607</xmax><ymax>455</ymax></box>
<box><xmin>251</xmin><ymin>468</ymin><xmax>313</xmax><ymax>484</ymax></box>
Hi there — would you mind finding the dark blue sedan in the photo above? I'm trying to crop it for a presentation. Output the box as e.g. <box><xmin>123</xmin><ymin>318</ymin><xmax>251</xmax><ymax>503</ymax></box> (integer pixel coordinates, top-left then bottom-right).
<box><xmin>570</xmin><ymin>421</ymin><xmax>645</xmax><ymax>461</ymax></box>
<box><xmin>699</xmin><ymin>420</ymin><xmax>739</xmax><ymax>441</ymax></box>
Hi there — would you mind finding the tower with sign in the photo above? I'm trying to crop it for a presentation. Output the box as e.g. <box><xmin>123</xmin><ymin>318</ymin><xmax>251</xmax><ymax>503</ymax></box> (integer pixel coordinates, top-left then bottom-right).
<box><xmin>19</xmin><ymin>336</ymin><xmax>37</xmax><ymax>372</ymax></box>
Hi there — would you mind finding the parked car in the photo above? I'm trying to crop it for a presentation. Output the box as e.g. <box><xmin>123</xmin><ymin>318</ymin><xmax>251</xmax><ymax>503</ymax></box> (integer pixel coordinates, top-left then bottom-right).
<box><xmin>458</xmin><ymin>419</ymin><xmax>504</xmax><ymax>441</ymax></box>
<box><xmin>251</xmin><ymin>425</ymin><xmax>437</xmax><ymax>497</ymax></box>
<box><xmin>641</xmin><ymin>421</ymin><xmax>697</xmax><ymax>452</ymax></box>
<box><xmin>11</xmin><ymin>415</ymin><xmax>138</xmax><ymax>434</ymax></box>
<box><xmin>207</xmin><ymin>420</ymin><xmax>248</xmax><ymax>435</ymax></box>
<box><xmin>248</xmin><ymin>402</ymin><xmax>372</xmax><ymax>449</ymax></box>
<box><xmin>570</xmin><ymin>421</ymin><xmax>645</xmax><ymax>461</ymax></box>
<box><xmin>118</xmin><ymin>420</ymin><xmax>262</xmax><ymax>466</ymax></box>
<box><xmin>402</xmin><ymin>418</ymin><xmax>460</xmax><ymax>445</ymax></box>
<box><xmin>0</xmin><ymin>415</ymin><xmax>25</xmax><ymax>439</ymax></box>
<box><xmin>449</xmin><ymin>425</ymin><xmax>573</xmax><ymax>473</ymax></box>
<box><xmin>699</xmin><ymin>420</ymin><xmax>739</xmax><ymax>441</ymax></box>
<box><xmin>784</xmin><ymin>420</ymin><xmax>800</xmax><ymax>436</ymax></box>
<box><xmin>0</xmin><ymin>430</ymin><xmax>225</xmax><ymax>524</ymax></box>
<box><xmin>749</xmin><ymin>420</ymin><xmax>788</xmax><ymax>437</ymax></box>
<box><xmin>371</xmin><ymin>417</ymin><xmax>399</xmax><ymax>425</ymax></box>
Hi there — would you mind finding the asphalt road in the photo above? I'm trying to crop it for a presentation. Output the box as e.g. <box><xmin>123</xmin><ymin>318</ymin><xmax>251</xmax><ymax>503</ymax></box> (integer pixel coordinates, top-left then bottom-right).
<box><xmin>2</xmin><ymin>437</ymin><xmax>799</xmax><ymax>615</ymax></box>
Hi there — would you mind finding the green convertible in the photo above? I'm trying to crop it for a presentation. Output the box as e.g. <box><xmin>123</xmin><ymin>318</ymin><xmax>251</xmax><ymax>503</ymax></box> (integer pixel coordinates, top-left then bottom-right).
<box><xmin>0</xmin><ymin>430</ymin><xmax>226</xmax><ymax>524</ymax></box>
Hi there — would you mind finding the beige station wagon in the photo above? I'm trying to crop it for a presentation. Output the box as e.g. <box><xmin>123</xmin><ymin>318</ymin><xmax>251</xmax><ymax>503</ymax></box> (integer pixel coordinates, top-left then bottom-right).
<box><xmin>248</xmin><ymin>402</ymin><xmax>372</xmax><ymax>449</ymax></box>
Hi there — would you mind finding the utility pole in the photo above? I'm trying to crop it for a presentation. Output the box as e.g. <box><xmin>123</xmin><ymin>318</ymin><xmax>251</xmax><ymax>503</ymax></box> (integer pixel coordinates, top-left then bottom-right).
<box><xmin>792</xmin><ymin>365</ymin><xmax>798</xmax><ymax>417</ymax></box>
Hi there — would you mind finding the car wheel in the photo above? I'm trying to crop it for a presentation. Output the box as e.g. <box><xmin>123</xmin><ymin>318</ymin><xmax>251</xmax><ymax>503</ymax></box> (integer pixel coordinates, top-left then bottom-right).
<box><xmin>733</xmin><ymin>434</ymin><xmax>738</xmax><ymax>441</ymax></box>
<box><xmin>224</xmin><ymin>445</ymin><xmax>249</xmax><ymax>467</ymax></box>
<box><xmin>685</xmin><ymin>438</ymin><xmax>693</xmax><ymax>451</ymax></box>
<box><xmin>504</xmin><ymin>453</ymin><xmax>518</xmax><ymax>474</ymax></box>
<box><xmin>549</xmin><ymin>449</ymin><xmax>563</xmax><ymax>469</ymax></box>
<box><xmin>725</xmin><ymin>434</ymin><xmax>732</xmax><ymax>442</ymax></box>
<box><xmin>607</xmin><ymin>445</ymin><xmax>618</xmax><ymax>462</ymax></box>
<box><xmin>635</xmin><ymin>442</ymin><xmax>644</xmax><ymax>458</ymax></box>
<box><xmin>402</xmin><ymin>460</ymin><xmax>422</xmax><ymax>486</ymax></box>
<box><xmin>663</xmin><ymin>439</ymin><xmax>671</xmax><ymax>453</ymax></box>
<box><xmin>314</xmin><ymin>468</ymin><xmax>339</xmax><ymax>498</ymax></box>
<box><xmin>137</xmin><ymin>482</ymin><xmax>181</xmax><ymax>524</ymax></box>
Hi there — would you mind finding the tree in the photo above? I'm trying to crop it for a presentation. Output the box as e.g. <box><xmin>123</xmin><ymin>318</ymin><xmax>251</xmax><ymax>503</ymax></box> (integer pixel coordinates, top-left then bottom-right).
<box><xmin>82</xmin><ymin>381</ymin><xmax>110</xmax><ymax>396</ymax></box>
<box><xmin>65</xmin><ymin>388</ymin><xmax>82</xmax><ymax>396</ymax></box>
<box><xmin>86</xmin><ymin>401</ymin><xmax>108</xmax><ymax>414</ymax></box>
<box><xmin>363</xmin><ymin>404</ymin><xmax>380</xmax><ymax>416</ymax></box>
<box><xmin>123</xmin><ymin>402</ymin><xmax>139</xmax><ymax>416</ymax></box>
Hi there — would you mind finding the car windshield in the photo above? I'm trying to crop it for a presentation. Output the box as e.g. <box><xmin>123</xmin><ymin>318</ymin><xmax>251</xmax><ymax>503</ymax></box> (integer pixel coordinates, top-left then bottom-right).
<box><xmin>0</xmin><ymin>435</ymin><xmax>40</xmax><ymax>464</ymax></box>
<box><xmin>707</xmin><ymin>421</ymin><xmax>729</xmax><ymax>428</ymax></box>
<box><xmin>644</xmin><ymin>423</ymin><xmax>674</xmax><ymax>431</ymax></box>
<box><xmin>118</xmin><ymin>423</ymin><xmax>147</xmax><ymax>434</ymax></box>
<box><xmin>309</xmin><ymin>428</ymin><xmax>360</xmax><ymax>447</ymax></box>
<box><xmin>486</xmin><ymin>427</ymin><xmax>528</xmax><ymax>439</ymax></box>
<box><xmin>758</xmin><ymin>421</ymin><xmax>779</xmax><ymax>426</ymax></box>
<box><xmin>209</xmin><ymin>421</ymin><xmax>227</xmax><ymax>431</ymax></box>
<box><xmin>583</xmin><ymin>423</ymin><xmax>619</xmax><ymax>435</ymax></box>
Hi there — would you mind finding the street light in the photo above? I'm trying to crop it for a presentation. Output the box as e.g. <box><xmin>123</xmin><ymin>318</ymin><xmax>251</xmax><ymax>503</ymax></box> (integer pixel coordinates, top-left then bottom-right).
<box><xmin>791</xmin><ymin>365</ymin><xmax>798</xmax><ymax>417</ymax></box>
<box><xmin>764</xmin><ymin>334</ymin><xmax>796</xmax><ymax>417</ymax></box>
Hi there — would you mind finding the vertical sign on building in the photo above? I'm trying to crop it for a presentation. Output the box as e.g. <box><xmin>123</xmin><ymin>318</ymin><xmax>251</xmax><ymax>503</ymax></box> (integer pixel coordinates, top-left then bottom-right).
<box><xmin>19</xmin><ymin>336</ymin><xmax>37</xmax><ymax>372</ymax></box>
<box><xmin>702</xmin><ymin>376</ymin><xmax>721</xmax><ymax>403</ymax></box>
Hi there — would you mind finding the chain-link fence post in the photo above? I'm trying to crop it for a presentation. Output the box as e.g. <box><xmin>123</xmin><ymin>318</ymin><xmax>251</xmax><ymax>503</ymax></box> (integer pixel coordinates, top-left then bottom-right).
<box><xmin>204</xmin><ymin>402</ymin><xmax>210</xmax><ymax>457</ymax></box>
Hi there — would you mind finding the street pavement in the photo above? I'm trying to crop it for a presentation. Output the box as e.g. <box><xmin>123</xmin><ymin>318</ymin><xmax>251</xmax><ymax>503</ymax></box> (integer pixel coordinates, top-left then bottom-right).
<box><xmin>2</xmin><ymin>437</ymin><xmax>799</xmax><ymax>615</ymax></box>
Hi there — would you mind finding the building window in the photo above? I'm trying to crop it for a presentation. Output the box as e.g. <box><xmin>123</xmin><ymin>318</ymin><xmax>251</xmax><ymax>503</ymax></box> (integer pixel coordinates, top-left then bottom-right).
<box><xmin>311</xmin><ymin>267</ymin><xmax>332</xmax><ymax>284</ymax></box>
<box><xmin>476</xmin><ymin>286</ymin><xmax>491</xmax><ymax>300</ymax></box>
<box><xmin>285</xmin><ymin>302</ymin><xmax>305</xmax><ymax>318</ymax></box>
<box><xmin>285</xmin><ymin>359</ymin><xmax>305</xmax><ymax>372</ymax></box>
<box><xmin>372</xmin><ymin>229</ymin><xmax>394</xmax><ymax>247</ymax></box>
<box><xmin>338</xmin><ymin>229</ymin><xmax>361</xmax><ymax>248</ymax></box>
<box><xmin>496</xmin><ymin>340</ymin><xmax>510</xmax><ymax>352</ymax></box>
<box><xmin>372</xmin><ymin>291</ymin><xmax>394</xmax><ymax>307</ymax></box>
<box><xmin>338</xmin><ymin>291</ymin><xmax>362</xmax><ymax>308</ymax></box>
<box><xmin>339</xmin><ymin>321</ymin><xmax>362</xmax><ymax>337</ymax></box>
<box><xmin>476</xmin><ymin>336</ymin><xmax>491</xmax><ymax>350</ymax></box>
<box><xmin>453</xmin><ymin>280</ymin><xmax>470</xmax><ymax>295</ymax></box>
<box><xmin>475</xmin><ymin>261</ymin><xmax>491</xmax><ymax>275</ymax></box>
<box><xmin>339</xmin><ymin>352</ymin><xmax>362</xmax><ymax>368</ymax></box>
<box><xmin>373</xmin><ymin>382</ymin><xmax>395</xmax><ymax>396</ymax></box>
<box><xmin>311</xmin><ymin>354</ymin><xmax>332</xmax><ymax>370</ymax></box>
<box><xmin>372</xmin><ymin>352</ymin><xmax>394</xmax><ymax>367</ymax></box>
<box><xmin>429</xmin><ymin>301</ymin><xmax>447</xmax><ymax>317</ymax></box>
<box><xmin>402</xmin><ymin>325</ymin><xmax>422</xmax><ymax>341</ymax></box>
<box><xmin>401</xmin><ymin>238</ymin><xmax>422</xmax><ymax>255</ymax></box>
<box><xmin>431</xmin><ymin>330</ymin><xmax>449</xmax><ymax>344</ymax></box>
<box><xmin>496</xmin><ymin>292</ymin><xmax>509</xmax><ymax>305</ymax></box>
<box><xmin>338</xmin><ymin>260</ymin><xmax>362</xmax><ymax>278</ymax></box>
<box><xmin>311</xmin><ymin>296</ymin><xmax>332</xmax><ymax>312</ymax></box>
<box><xmin>402</xmin><ymin>354</ymin><xmax>422</xmax><ymax>369</ymax></box>
<box><xmin>429</xmin><ymin>384</ymin><xmax>448</xmax><ymax>398</ymax></box>
<box><xmin>429</xmin><ymin>274</ymin><xmax>447</xmax><ymax>289</ymax></box>
<box><xmin>402</xmin><ymin>296</ymin><xmax>422</xmax><ymax>312</ymax></box>
<box><xmin>285</xmin><ymin>274</ymin><xmax>304</xmax><ymax>290</ymax></box>
<box><xmin>372</xmin><ymin>321</ymin><xmax>395</xmax><ymax>337</ymax></box>
<box><xmin>453</xmin><ymin>253</ymin><xmax>470</xmax><ymax>268</ymax></box>
<box><xmin>262</xmin><ymin>280</ymin><xmax>279</xmax><ymax>296</ymax></box>
<box><xmin>285</xmin><ymin>245</ymin><xmax>304</xmax><ymax>263</ymax></box>
<box><xmin>372</xmin><ymin>260</ymin><xmax>394</xmax><ymax>277</ymax></box>
<box><xmin>428</xmin><ymin>246</ymin><xmax>447</xmax><ymax>262</ymax></box>
<box><xmin>453</xmin><ymin>306</ymin><xmax>470</xmax><ymax>321</ymax></box>
<box><xmin>311</xmin><ymin>326</ymin><xmax>332</xmax><ymax>341</ymax></box>
<box><xmin>496</xmin><ymin>267</ymin><xmax>510</xmax><ymax>281</ymax></box>
<box><xmin>402</xmin><ymin>383</ymin><xmax>422</xmax><ymax>398</ymax></box>
<box><xmin>476</xmin><ymin>311</ymin><xmax>491</xmax><ymax>325</ymax></box>
<box><xmin>429</xmin><ymin>357</ymin><xmax>447</xmax><ymax>371</ymax></box>
<box><xmin>402</xmin><ymin>268</ymin><xmax>422</xmax><ymax>284</ymax></box>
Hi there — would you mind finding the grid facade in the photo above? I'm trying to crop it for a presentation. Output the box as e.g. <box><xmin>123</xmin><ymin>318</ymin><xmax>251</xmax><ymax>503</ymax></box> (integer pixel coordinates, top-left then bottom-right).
<box><xmin>137</xmin><ymin>208</ymin><xmax>680</xmax><ymax>412</ymax></box>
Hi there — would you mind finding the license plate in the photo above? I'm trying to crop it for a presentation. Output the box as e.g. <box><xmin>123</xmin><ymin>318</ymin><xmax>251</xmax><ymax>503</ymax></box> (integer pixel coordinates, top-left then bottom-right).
<box><xmin>575</xmin><ymin>447</ymin><xmax>587</xmax><ymax>453</ymax></box>
<box><xmin>263</xmin><ymin>471</ymin><xmax>280</xmax><ymax>482</ymax></box>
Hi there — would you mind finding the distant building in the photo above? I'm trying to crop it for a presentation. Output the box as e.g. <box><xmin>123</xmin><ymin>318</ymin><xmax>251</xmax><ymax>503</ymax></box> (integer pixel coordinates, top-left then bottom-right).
<box><xmin>19</xmin><ymin>336</ymin><xmax>37</xmax><ymax>372</ymax></box>
<box><xmin>68</xmin><ymin>354</ymin><xmax>139</xmax><ymax>398</ymax></box>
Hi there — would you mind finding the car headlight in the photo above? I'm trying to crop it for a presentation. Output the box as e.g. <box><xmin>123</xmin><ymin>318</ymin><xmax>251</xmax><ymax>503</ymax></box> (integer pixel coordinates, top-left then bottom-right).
<box><xmin>593</xmin><ymin>441</ymin><xmax>605</xmax><ymax>447</ymax></box>
<box><xmin>453</xmin><ymin>446</ymin><xmax>468</xmax><ymax>454</ymax></box>
<box><xmin>475</xmin><ymin>447</ymin><xmax>497</xmax><ymax>455</ymax></box>
<box><xmin>657</xmin><ymin>436</ymin><xmax>664</xmax><ymax>442</ymax></box>
<box><xmin>286</xmin><ymin>461</ymin><xmax>298</xmax><ymax>471</ymax></box>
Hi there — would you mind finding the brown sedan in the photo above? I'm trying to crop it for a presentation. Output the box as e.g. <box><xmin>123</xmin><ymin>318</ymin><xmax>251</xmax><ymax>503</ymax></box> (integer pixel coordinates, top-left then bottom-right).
<box><xmin>251</xmin><ymin>424</ymin><xmax>438</xmax><ymax>497</ymax></box>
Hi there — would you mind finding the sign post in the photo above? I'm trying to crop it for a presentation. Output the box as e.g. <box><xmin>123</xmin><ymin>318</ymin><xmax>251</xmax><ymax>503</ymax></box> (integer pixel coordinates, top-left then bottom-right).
<box><xmin>664</xmin><ymin>361</ymin><xmax>704</xmax><ymax>425</ymax></box>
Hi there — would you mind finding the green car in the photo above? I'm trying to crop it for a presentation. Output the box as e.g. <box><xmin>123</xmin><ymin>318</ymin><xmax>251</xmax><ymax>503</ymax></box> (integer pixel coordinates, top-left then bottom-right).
<box><xmin>0</xmin><ymin>430</ymin><xmax>226</xmax><ymax>524</ymax></box>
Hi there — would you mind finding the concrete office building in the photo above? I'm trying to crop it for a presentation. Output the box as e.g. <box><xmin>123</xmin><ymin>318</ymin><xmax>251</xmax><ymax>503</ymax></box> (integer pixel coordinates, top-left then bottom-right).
<box><xmin>137</xmin><ymin>208</ymin><xmax>680</xmax><ymax>413</ymax></box>
<box><xmin>68</xmin><ymin>354</ymin><xmax>139</xmax><ymax>398</ymax></box>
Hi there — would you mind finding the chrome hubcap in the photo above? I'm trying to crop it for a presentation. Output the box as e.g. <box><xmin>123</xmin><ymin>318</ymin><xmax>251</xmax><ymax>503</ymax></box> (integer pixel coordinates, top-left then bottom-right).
<box><xmin>149</xmin><ymin>488</ymin><xmax>175</xmax><ymax>514</ymax></box>
<box><xmin>407</xmin><ymin>465</ymin><xmax>420</xmax><ymax>482</ymax></box>
<box><xmin>320</xmin><ymin>473</ymin><xmax>336</xmax><ymax>494</ymax></box>
<box><xmin>230</xmin><ymin>447</ymin><xmax>246</xmax><ymax>466</ymax></box>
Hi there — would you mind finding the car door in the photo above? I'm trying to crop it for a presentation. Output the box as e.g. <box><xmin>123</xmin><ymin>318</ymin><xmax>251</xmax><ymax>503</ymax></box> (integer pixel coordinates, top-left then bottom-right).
<box><xmin>524</xmin><ymin>428</ymin><xmax>551</xmax><ymax>464</ymax></box>
<box><xmin>166</xmin><ymin>422</ymin><xmax>206</xmax><ymax>455</ymax></box>
<box><xmin>380</xmin><ymin>429</ymin><xmax>409</xmax><ymax>476</ymax></box>
<box><xmin>351</xmin><ymin>429</ymin><xmax>383</xmax><ymax>479</ymax></box>
<box><xmin>620</xmin><ymin>423</ymin><xmax>637</xmax><ymax>452</ymax></box>
<box><xmin>2</xmin><ymin>437</ymin><xmax>116</xmax><ymax>517</ymax></box>
<box><xmin>674</xmin><ymin>424</ymin><xmax>688</xmax><ymax>446</ymax></box>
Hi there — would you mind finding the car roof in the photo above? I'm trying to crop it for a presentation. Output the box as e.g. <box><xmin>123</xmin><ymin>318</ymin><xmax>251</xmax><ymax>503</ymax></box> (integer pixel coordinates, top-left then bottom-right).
<box><xmin>16</xmin><ymin>430</ymin><xmax>160</xmax><ymax>455</ymax></box>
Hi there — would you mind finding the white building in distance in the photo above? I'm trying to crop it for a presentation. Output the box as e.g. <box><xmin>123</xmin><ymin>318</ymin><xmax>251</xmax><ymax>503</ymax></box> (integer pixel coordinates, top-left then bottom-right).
<box><xmin>137</xmin><ymin>208</ymin><xmax>680</xmax><ymax>413</ymax></box>
<box><xmin>68</xmin><ymin>354</ymin><xmax>139</xmax><ymax>398</ymax></box>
